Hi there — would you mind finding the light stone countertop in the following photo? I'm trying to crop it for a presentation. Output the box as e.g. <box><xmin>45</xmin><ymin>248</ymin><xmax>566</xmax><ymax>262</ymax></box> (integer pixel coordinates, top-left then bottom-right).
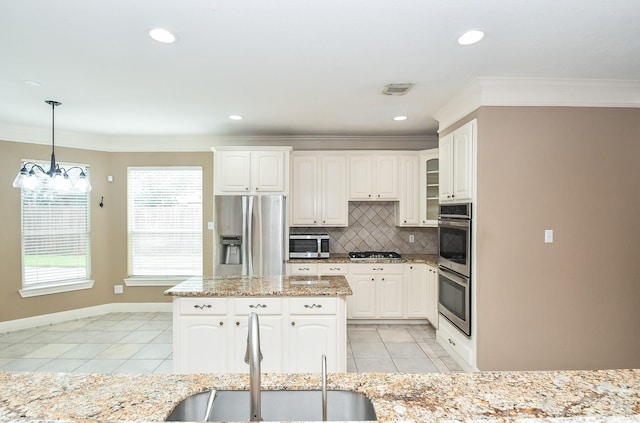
<box><xmin>164</xmin><ymin>275</ymin><xmax>352</xmax><ymax>297</ymax></box>
<box><xmin>288</xmin><ymin>254</ymin><xmax>439</xmax><ymax>266</ymax></box>
<box><xmin>1</xmin><ymin>369</ymin><xmax>639</xmax><ymax>422</ymax></box>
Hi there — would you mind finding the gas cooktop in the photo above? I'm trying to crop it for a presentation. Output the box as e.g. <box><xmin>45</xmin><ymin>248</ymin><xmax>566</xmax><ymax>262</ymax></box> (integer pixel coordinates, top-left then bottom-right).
<box><xmin>348</xmin><ymin>251</ymin><xmax>402</xmax><ymax>260</ymax></box>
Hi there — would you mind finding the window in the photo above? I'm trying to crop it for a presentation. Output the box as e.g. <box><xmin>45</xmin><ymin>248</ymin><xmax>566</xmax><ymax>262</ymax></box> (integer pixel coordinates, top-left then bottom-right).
<box><xmin>20</xmin><ymin>160</ymin><xmax>92</xmax><ymax>297</ymax></box>
<box><xmin>127</xmin><ymin>167</ymin><xmax>203</xmax><ymax>280</ymax></box>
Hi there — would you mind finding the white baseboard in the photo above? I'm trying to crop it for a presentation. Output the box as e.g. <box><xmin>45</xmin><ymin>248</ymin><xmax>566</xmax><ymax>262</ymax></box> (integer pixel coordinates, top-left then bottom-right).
<box><xmin>0</xmin><ymin>302</ymin><xmax>173</xmax><ymax>333</ymax></box>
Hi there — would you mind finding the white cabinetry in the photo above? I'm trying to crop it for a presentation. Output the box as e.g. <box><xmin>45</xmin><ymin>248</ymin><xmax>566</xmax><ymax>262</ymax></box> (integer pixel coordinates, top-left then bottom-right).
<box><xmin>213</xmin><ymin>147</ymin><xmax>291</xmax><ymax>195</ymax></box>
<box><xmin>290</xmin><ymin>153</ymin><xmax>348</xmax><ymax>226</ymax></box>
<box><xmin>419</xmin><ymin>149</ymin><xmax>439</xmax><ymax>226</ymax></box>
<box><xmin>440</xmin><ymin>120</ymin><xmax>474</xmax><ymax>202</ymax></box>
<box><xmin>395</xmin><ymin>155</ymin><xmax>420</xmax><ymax>226</ymax></box>
<box><xmin>437</xmin><ymin>316</ymin><xmax>474</xmax><ymax>371</ymax></box>
<box><xmin>405</xmin><ymin>264</ymin><xmax>427</xmax><ymax>318</ymax></box>
<box><xmin>173</xmin><ymin>296</ymin><xmax>346</xmax><ymax>373</ymax></box>
<box><xmin>287</xmin><ymin>298</ymin><xmax>341</xmax><ymax>373</ymax></box>
<box><xmin>425</xmin><ymin>264</ymin><xmax>439</xmax><ymax>329</ymax></box>
<box><xmin>347</xmin><ymin>263</ymin><xmax>404</xmax><ymax>319</ymax></box>
<box><xmin>349</xmin><ymin>154</ymin><xmax>398</xmax><ymax>200</ymax></box>
<box><xmin>173</xmin><ymin>298</ymin><xmax>229</xmax><ymax>373</ymax></box>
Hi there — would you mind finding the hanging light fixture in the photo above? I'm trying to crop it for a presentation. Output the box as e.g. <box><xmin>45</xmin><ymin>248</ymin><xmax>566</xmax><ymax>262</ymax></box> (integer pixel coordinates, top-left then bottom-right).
<box><xmin>13</xmin><ymin>100</ymin><xmax>92</xmax><ymax>192</ymax></box>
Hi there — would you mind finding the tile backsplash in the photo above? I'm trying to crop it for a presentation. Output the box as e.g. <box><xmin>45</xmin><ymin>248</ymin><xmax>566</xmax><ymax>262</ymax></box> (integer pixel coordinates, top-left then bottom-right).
<box><xmin>290</xmin><ymin>201</ymin><xmax>437</xmax><ymax>254</ymax></box>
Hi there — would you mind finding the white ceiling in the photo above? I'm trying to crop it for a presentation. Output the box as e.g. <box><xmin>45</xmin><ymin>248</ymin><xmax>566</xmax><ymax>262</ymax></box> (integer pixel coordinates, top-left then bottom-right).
<box><xmin>1</xmin><ymin>0</ymin><xmax>639</xmax><ymax>148</ymax></box>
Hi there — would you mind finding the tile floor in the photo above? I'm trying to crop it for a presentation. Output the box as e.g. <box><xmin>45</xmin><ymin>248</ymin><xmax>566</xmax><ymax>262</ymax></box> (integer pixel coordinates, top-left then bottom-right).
<box><xmin>0</xmin><ymin>312</ymin><xmax>462</xmax><ymax>374</ymax></box>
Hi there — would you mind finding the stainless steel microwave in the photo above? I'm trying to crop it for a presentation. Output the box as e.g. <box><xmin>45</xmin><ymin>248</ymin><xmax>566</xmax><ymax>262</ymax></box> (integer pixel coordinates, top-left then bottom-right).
<box><xmin>289</xmin><ymin>234</ymin><xmax>330</xmax><ymax>259</ymax></box>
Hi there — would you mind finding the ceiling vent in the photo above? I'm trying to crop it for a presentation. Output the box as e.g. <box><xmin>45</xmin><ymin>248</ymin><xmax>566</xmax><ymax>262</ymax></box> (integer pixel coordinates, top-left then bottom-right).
<box><xmin>381</xmin><ymin>83</ymin><xmax>415</xmax><ymax>96</ymax></box>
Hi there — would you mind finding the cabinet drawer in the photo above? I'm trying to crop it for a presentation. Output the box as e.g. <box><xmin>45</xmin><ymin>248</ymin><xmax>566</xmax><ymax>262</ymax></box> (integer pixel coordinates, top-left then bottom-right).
<box><xmin>319</xmin><ymin>263</ymin><xmax>348</xmax><ymax>275</ymax></box>
<box><xmin>350</xmin><ymin>263</ymin><xmax>404</xmax><ymax>275</ymax></box>
<box><xmin>178</xmin><ymin>298</ymin><xmax>228</xmax><ymax>315</ymax></box>
<box><xmin>289</xmin><ymin>263</ymin><xmax>319</xmax><ymax>275</ymax></box>
<box><xmin>438</xmin><ymin>319</ymin><xmax>472</xmax><ymax>365</ymax></box>
<box><xmin>289</xmin><ymin>297</ymin><xmax>337</xmax><ymax>315</ymax></box>
<box><xmin>234</xmin><ymin>298</ymin><xmax>283</xmax><ymax>315</ymax></box>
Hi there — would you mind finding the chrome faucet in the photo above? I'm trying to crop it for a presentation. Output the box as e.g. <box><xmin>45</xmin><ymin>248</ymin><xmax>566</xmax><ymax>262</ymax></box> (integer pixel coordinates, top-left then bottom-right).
<box><xmin>244</xmin><ymin>312</ymin><xmax>263</xmax><ymax>421</ymax></box>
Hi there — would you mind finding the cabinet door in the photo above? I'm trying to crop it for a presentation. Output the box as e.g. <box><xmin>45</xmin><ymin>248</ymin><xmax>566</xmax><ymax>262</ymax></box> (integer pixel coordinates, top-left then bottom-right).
<box><xmin>252</xmin><ymin>151</ymin><xmax>285</xmax><ymax>192</ymax></box>
<box><xmin>347</xmin><ymin>273</ymin><xmax>377</xmax><ymax>318</ymax></box>
<box><xmin>425</xmin><ymin>265</ymin><xmax>439</xmax><ymax>329</ymax></box>
<box><xmin>287</xmin><ymin>316</ymin><xmax>337</xmax><ymax>373</ymax></box>
<box><xmin>320</xmin><ymin>155</ymin><xmax>348</xmax><ymax>226</ymax></box>
<box><xmin>231</xmin><ymin>315</ymin><xmax>283</xmax><ymax>373</ymax></box>
<box><xmin>377</xmin><ymin>274</ymin><xmax>404</xmax><ymax>318</ymax></box>
<box><xmin>439</xmin><ymin>133</ymin><xmax>454</xmax><ymax>202</ymax></box>
<box><xmin>348</xmin><ymin>155</ymin><xmax>374</xmax><ymax>199</ymax></box>
<box><xmin>216</xmin><ymin>151</ymin><xmax>251</xmax><ymax>193</ymax></box>
<box><xmin>291</xmin><ymin>154</ymin><xmax>319</xmax><ymax>225</ymax></box>
<box><xmin>452</xmin><ymin>121</ymin><xmax>474</xmax><ymax>201</ymax></box>
<box><xmin>375</xmin><ymin>155</ymin><xmax>398</xmax><ymax>199</ymax></box>
<box><xmin>396</xmin><ymin>155</ymin><xmax>419</xmax><ymax>226</ymax></box>
<box><xmin>419</xmin><ymin>150</ymin><xmax>439</xmax><ymax>226</ymax></box>
<box><xmin>405</xmin><ymin>264</ymin><xmax>428</xmax><ymax>318</ymax></box>
<box><xmin>175</xmin><ymin>316</ymin><xmax>229</xmax><ymax>373</ymax></box>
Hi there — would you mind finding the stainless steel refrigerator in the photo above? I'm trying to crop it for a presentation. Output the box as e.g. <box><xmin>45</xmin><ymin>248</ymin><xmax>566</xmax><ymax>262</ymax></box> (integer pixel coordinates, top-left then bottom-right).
<box><xmin>214</xmin><ymin>195</ymin><xmax>287</xmax><ymax>276</ymax></box>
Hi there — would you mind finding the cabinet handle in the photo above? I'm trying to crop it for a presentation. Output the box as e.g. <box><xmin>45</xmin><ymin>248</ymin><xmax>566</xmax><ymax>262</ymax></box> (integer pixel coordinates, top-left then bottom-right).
<box><xmin>291</xmin><ymin>321</ymin><xmax>296</xmax><ymax>326</ymax></box>
<box><xmin>329</xmin><ymin>267</ymin><xmax>340</xmax><ymax>271</ymax></box>
<box><xmin>298</xmin><ymin>267</ymin><xmax>310</xmax><ymax>271</ymax></box>
<box><xmin>193</xmin><ymin>304</ymin><xmax>212</xmax><ymax>310</ymax></box>
<box><xmin>249</xmin><ymin>304</ymin><xmax>267</xmax><ymax>309</ymax></box>
<box><xmin>448</xmin><ymin>338</ymin><xmax>456</xmax><ymax>347</ymax></box>
<box><xmin>373</xmin><ymin>267</ymin><xmax>384</xmax><ymax>271</ymax></box>
<box><xmin>303</xmin><ymin>304</ymin><xmax>323</xmax><ymax>309</ymax></box>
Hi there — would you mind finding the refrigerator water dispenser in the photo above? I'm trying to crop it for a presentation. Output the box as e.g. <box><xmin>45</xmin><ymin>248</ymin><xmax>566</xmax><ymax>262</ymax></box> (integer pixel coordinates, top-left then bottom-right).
<box><xmin>221</xmin><ymin>236</ymin><xmax>242</xmax><ymax>265</ymax></box>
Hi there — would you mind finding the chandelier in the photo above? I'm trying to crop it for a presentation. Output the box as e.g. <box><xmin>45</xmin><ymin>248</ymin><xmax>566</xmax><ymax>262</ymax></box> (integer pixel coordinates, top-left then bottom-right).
<box><xmin>12</xmin><ymin>100</ymin><xmax>92</xmax><ymax>192</ymax></box>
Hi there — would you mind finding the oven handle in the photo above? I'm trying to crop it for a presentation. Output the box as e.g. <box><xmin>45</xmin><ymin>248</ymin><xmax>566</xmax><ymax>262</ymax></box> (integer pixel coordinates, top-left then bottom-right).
<box><xmin>438</xmin><ymin>219</ymin><xmax>471</xmax><ymax>228</ymax></box>
<box><xmin>437</xmin><ymin>266</ymin><xmax>470</xmax><ymax>287</ymax></box>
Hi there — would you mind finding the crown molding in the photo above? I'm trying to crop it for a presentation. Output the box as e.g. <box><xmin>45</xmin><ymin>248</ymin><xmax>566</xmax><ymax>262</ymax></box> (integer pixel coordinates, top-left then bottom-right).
<box><xmin>0</xmin><ymin>122</ymin><xmax>437</xmax><ymax>152</ymax></box>
<box><xmin>434</xmin><ymin>78</ymin><xmax>640</xmax><ymax>131</ymax></box>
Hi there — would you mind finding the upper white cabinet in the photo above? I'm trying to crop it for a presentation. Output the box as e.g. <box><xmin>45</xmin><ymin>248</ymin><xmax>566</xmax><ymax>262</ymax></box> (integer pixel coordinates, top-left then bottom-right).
<box><xmin>419</xmin><ymin>149</ymin><xmax>439</xmax><ymax>226</ymax></box>
<box><xmin>213</xmin><ymin>147</ymin><xmax>291</xmax><ymax>195</ymax></box>
<box><xmin>349</xmin><ymin>154</ymin><xmax>398</xmax><ymax>200</ymax></box>
<box><xmin>395</xmin><ymin>154</ymin><xmax>420</xmax><ymax>226</ymax></box>
<box><xmin>290</xmin><ymin>152</ymin><xmax>348</xmax><ymax>226</ymax></box>
<box><xmin>440</xmin><ymin>120</ymin><xmax>474</xmax><ymax>203</ymax></box>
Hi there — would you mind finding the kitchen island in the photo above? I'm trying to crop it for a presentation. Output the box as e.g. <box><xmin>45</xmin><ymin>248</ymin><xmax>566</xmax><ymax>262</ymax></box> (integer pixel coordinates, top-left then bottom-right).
<box><xmin>1</xmin><ymin>369</ymin><xmax>639</xmax><ymax>422</ymax></box>
<box><xmin>164</xmin><ymin>275</ymin><xmax>352</xmax><ymax>373</ymax></box>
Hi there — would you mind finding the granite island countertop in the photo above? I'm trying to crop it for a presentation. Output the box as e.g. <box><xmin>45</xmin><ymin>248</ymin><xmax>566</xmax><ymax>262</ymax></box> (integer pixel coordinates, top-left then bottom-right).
<box><xmin>288</xmin><ymin>253</ymin><xmax>439</xmax><ymax>266</ymax></box>
<box><xmin>164</xmin><ymin>275</ymin><xmax>352</xmax><ymax>297</ymax></box>
<box><xmin>1</xmin><ymin>369</ymin><xmax>639</xmax><ymax>422</ymax></box>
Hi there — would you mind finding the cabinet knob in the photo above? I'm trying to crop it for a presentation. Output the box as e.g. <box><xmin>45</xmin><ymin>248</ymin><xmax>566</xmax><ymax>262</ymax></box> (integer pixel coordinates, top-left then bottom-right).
<box><xmin>410</xmin><ymin>266</ymin><xmax>413</xmax><ymax>269</ymax></box>
<box><xmin>368</xmin><ymin>194</ymin><xmax>372</xmax><ymax>198</ymax></box>
<box><xmin>291</xmin><ymin>321</ymin><xmax>296</xmax><ymax>326</ymax></box>
<box><xmin>371</xmin><ymin>278</ymin><xmax>374</xmax><ymax>282</ymax></box>
<box><xmin>323</xmin><ymin>220</ymin><xmax>326</xmax><ymax>224</ymax></box>
<box><xmin>377</xmin><ymin>194</ymin><xmax>381</xmax><ymax>198</ymax></box>
<box><xmin>256</xmin><ymin>187</ymin><xmax>259</xmax><ymax>191</ymax></box>
<box><xmin>219</xmin><ymin>321</ymin><xmax>224</xmax><ymax>326</ymax></box>
<box><xmin>382</xmin><ymin>277</ymin><xmax>385</xmax><ymax>281</ymax></box>
<box><xmin>236</xmin><ymin>321</ymin><xmax>240</xmax><ymax>326</ymax></box>
<box><xmin>245</xmin><ymin>187</ymin><xmax>249</xmax><ymax>191</ymax></box>
<box><xmin>314</xmin><ymin>220</ymin><xmax>317</xmax><ymax>223</ymax></box>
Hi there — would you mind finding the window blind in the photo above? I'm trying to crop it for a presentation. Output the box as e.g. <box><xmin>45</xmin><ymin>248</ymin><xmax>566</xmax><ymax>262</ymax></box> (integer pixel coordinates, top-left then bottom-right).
<box><xmin>21</xmin><ymin>161</ymin><xmax>91</xmax><ymax>288</ymax></box>
<box><xmin>127</xmin><ymin>167</ymin><xmax>203</xmax><ymax>277</ymax></box>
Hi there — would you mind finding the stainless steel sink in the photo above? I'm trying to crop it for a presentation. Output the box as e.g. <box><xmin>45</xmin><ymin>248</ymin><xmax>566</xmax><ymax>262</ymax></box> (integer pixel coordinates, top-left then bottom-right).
<box><xmin>166</xmin><ymin>389</ymin><xmax>377</xmax><ymax>422</ymax></box>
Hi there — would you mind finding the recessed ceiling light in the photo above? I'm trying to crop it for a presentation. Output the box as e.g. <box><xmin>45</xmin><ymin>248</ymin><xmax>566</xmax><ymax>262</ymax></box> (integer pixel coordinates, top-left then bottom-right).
<box><xmin>458</xmin><ymin>30</ymin><xmax>484</xmax><ymax>45</ymax></box>
<box><xmin>229</xmin><ymin>115</ymin><xmax>243</xmax><ymax>120</ymax></box>
<box><xmin>393</xmin><ymin>115</ymin><xmax>408</xmax><ymax>121</ymax></box>
<box><xmin>149</xmin><ymin>28</ymin><xmax>176</xmax><ymax>44</ymax></box>
<box><xmin>24</xmin><ymin>80</ymin><xmax>41</xmax><ymax>87</ymax></box>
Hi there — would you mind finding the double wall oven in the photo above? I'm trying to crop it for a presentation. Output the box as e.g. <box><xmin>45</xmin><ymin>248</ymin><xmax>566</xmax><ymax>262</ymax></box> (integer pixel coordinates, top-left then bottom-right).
<box><xmin>438</xmin><ymin>203</ymin><xmax>472</xmax><ymax>337</ymax></box>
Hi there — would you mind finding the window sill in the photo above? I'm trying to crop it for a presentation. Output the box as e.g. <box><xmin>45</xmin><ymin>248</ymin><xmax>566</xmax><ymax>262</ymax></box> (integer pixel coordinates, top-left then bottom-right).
<box><xmin>19</xmin><ymin>280</ymin><xmax>95</xmax><ymax>298</ymax></box>
<box><xmin>124</xmin><ymin>277</ymin><xmax>189</xmax><ymax>287</ymax></box>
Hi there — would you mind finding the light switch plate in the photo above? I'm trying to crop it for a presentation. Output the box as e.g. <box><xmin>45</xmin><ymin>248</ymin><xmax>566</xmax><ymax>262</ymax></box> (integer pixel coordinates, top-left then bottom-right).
<box><xmin>544</xmin><ymin>229</ymin><xmax>554</xmax><ymax>243</ymax></box>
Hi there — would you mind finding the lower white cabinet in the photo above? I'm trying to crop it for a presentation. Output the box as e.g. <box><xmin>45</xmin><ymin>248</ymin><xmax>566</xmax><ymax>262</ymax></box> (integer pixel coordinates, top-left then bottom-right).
<box><xmin>425</xmin><ymin>264</ymin><xmax>439</xmax><ymax>329</ymax></box>
<box><xmin>405</xmin><ymin>264</ymin><xmax>428</xmax><ymax>318</ymax></box>
<box><xmin>347</xmin><ymin>264</ymin><xmax>404</xmax><ymax>319</ymax></box>
<box><xmin>173</xmin><ymin>296</ymin><xmax>346</xmax><ymax>374</ymax></box>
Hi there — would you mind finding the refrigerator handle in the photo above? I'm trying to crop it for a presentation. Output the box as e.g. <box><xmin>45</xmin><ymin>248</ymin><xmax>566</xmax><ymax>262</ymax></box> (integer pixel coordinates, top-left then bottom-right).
<box><xmin>242</xmin><ymin>196</ymin><xmax>252</xmax><ymax>276</ymax></box>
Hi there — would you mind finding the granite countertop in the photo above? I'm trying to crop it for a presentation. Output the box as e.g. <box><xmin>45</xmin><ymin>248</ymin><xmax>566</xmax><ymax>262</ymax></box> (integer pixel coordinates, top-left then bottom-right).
<box><xmin>164</xmin><ymin>275</ymin><xmax>352</xmax><ymax>297</ymax></box>
<box><xmin>288</xmin><ymin>253</ymin><xmax>439</xmax><ymax>266</ymax></box>
<box><xmin>1</xmin><ymin>369</ymin><xmax>639</xmax><ymax>422</ymax></box>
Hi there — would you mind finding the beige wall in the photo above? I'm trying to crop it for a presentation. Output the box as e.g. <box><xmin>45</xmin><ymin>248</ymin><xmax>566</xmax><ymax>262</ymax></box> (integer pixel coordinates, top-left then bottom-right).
<box><xmin>473</xmin><ymin>107</ymin><xmax>640</xmax><ymax>370</ymax></box>
<box><xmin>0</xmin><ymin>140</ymin><xmax>213</xmax><ymax>322</ymax></box>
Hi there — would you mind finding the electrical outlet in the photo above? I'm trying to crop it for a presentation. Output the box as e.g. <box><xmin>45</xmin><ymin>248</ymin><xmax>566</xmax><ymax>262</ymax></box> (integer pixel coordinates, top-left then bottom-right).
<box><xmin>114</xmin><ymin>284</ymin><xmax>123</xmax><ymax>294</ymax></box>
<box><xmin>409</xmin><ymin>234</ymin><xmax>415</xmax><ymax>243</ymax></box>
